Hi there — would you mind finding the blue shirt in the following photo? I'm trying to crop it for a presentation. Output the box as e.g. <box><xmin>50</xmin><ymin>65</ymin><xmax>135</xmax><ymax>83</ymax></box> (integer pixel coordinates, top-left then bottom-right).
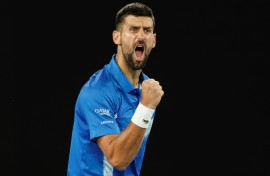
<box><xmin>67</xmin><ymin>54</ymin><xmax>155</xmax><ymax>176</ymax></box>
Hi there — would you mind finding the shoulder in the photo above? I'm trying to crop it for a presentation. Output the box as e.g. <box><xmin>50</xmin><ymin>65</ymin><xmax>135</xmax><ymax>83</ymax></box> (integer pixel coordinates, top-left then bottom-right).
<box><xmin>77</xmin><ymin>68</ymin><xmax>118</xmax><ymax>104</ymax></box>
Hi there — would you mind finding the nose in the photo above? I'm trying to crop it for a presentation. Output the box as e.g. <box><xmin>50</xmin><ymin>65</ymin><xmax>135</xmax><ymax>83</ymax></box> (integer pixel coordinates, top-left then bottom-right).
<box><xmin>137</xmin><ymin>29</ymin><xmax>146</xmax><ymax>40</ymax></box>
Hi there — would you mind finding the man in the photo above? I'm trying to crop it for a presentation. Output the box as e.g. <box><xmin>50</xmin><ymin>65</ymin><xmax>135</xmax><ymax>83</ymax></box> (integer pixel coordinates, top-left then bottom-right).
<box><xmin>67</xmin><ymin>2</ymin><xmax>164</xmax><ymax>175</ymax></box>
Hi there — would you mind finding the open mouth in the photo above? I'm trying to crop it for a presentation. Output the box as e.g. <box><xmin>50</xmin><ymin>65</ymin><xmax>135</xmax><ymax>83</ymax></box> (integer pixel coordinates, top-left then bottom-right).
<box><xmin>135</xmin><ymin>45</ymin><xmax>144</xmax><ymax>61</ymax></box>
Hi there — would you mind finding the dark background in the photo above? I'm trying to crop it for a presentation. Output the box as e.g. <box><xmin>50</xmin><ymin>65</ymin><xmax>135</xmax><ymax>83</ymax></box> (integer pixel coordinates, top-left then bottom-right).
<box><xmin>2</xmin><ymin>0</ymin><xmax>269</xmax><ymax>175</ymax></box>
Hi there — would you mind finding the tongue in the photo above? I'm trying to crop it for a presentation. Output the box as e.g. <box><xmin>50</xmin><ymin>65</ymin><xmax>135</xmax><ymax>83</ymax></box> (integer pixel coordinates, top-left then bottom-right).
<box><xmin>135</xmin><ymin>50</ymin><xmax>143</xmax><ymax>57</ymax></box>
<box><xmin>135</xmin><ymin>50</ymin><xmax>143</xmax><ymax>61</ymax></box>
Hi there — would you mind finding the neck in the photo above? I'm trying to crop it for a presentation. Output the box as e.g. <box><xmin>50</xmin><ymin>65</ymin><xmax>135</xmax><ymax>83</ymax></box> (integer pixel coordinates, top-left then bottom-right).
<box><xmin>115</xmin><ymin>54</ymin><xmax>141</xmax><ymax>88</ymax></box>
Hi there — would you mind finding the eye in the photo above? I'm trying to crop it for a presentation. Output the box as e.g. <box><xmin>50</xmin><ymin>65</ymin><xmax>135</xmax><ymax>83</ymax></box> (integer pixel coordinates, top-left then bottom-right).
<box><xmin>130</xmin><ymin>27</ymin><xmax>137</xmax><ymax>32</ymax></box>
<box><xmin>144</xmin><ymin>28</ymin><xmax>152</xmax><ymax>33</ymax></box>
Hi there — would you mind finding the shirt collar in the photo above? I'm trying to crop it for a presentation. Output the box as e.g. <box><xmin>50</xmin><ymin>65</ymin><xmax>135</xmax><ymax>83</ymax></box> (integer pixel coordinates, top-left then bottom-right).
<box><xmin>105</xmin><ymin>54</ymin><xmax>148</xmax><ymax>93</ymax></box>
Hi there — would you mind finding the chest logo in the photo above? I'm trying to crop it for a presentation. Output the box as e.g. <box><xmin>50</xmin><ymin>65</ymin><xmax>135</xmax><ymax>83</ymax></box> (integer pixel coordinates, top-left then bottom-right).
<box><xmin>95</xmin><ymin>108</ymin><xmax>111</xmax><ymax>116</ymax></box>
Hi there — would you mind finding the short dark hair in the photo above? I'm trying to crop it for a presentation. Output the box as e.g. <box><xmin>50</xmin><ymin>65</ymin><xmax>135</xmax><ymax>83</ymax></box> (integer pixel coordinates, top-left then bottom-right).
<box><xmin>115</xmin><ymin>2</ymin><xmax>155</xmax><ymax>31</ymax></box>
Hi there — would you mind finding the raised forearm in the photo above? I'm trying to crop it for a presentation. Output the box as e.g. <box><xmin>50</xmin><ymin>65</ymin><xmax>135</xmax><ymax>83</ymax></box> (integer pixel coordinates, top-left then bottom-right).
<box><xmin>97</xmin><ymin>123</ymin><xmax>146</xmax><ymax>170</ymax></box>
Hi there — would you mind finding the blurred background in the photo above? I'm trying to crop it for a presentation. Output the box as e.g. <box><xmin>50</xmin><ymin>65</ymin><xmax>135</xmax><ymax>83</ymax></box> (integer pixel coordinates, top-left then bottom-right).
<box><xmin>3</xmin><ymin>0</ymin><xmax>269</xmax><ymax>175</ymax></box>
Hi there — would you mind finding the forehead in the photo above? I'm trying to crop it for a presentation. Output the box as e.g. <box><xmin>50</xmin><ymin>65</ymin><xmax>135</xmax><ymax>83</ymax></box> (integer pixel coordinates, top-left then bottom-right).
<box><xmin>123</xmin><ymin>15</ymin><xmax>154</xmax><ymax>28</ymax></box>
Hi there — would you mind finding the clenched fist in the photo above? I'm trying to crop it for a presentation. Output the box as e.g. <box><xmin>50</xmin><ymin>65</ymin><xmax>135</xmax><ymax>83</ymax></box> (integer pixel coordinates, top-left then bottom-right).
<box><xmin>140</xmin><ymin>78</ymin><xmax>164</xmax><ymax>109</ymax></box>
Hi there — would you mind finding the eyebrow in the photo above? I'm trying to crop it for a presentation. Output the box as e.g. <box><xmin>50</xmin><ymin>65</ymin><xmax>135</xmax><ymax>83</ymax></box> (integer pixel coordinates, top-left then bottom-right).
<box><xmin>129</xmin><ymin>24</ymin><xmax>153</xmax><ymax>29</ymax></box>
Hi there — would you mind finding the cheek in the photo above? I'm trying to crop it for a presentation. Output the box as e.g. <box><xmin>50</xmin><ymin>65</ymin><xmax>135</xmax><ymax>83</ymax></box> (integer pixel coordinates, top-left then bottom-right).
<box><xmin>121</xmin><ymin>33</ymin><xmax>134</xmax><ymax>45</ymax></box>
<box><xmin>146</xmin><ymin>35</ymin><xmax>155</xmax><ymax>44</ymax></box>
<box><xmin>123</xmin><ymin>32</ymin><xmax>133</xmax><ymax>39</ymax></box>
<box><xmin>145</xmin><ymin>35</ymin><xmax>152</xmax><ymax>40</ymax></box>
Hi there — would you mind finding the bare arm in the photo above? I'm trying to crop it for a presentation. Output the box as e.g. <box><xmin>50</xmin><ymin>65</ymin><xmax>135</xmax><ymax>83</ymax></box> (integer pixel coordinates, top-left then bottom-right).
<box><xmin>97</xmin><ymin>123</ymin><xmax>146</xmax><ymax>170</ymax></box>
<box><xmin>96</xmin><ymin>79</ymin><xmax>164</xmax><ymax>171</ymax></box>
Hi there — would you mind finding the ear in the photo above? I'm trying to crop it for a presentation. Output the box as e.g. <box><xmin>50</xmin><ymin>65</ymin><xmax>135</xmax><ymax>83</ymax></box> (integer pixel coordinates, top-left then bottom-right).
<box><xmin>112</xmin><ymin>30</ymin><xmax>121</xmax><ymax>45</ymax></box>
<box><xmin>152</xmin><ymin>33</ymin><xmax>156</xmax><ymax>48</ymax></box>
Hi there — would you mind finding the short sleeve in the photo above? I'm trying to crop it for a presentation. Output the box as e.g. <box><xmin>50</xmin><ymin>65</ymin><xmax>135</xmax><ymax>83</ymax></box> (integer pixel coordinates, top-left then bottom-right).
<box><xmin>75</xmin><ymin>86</ymin><xmax>120</xmax><ymax>142</ymax></box>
